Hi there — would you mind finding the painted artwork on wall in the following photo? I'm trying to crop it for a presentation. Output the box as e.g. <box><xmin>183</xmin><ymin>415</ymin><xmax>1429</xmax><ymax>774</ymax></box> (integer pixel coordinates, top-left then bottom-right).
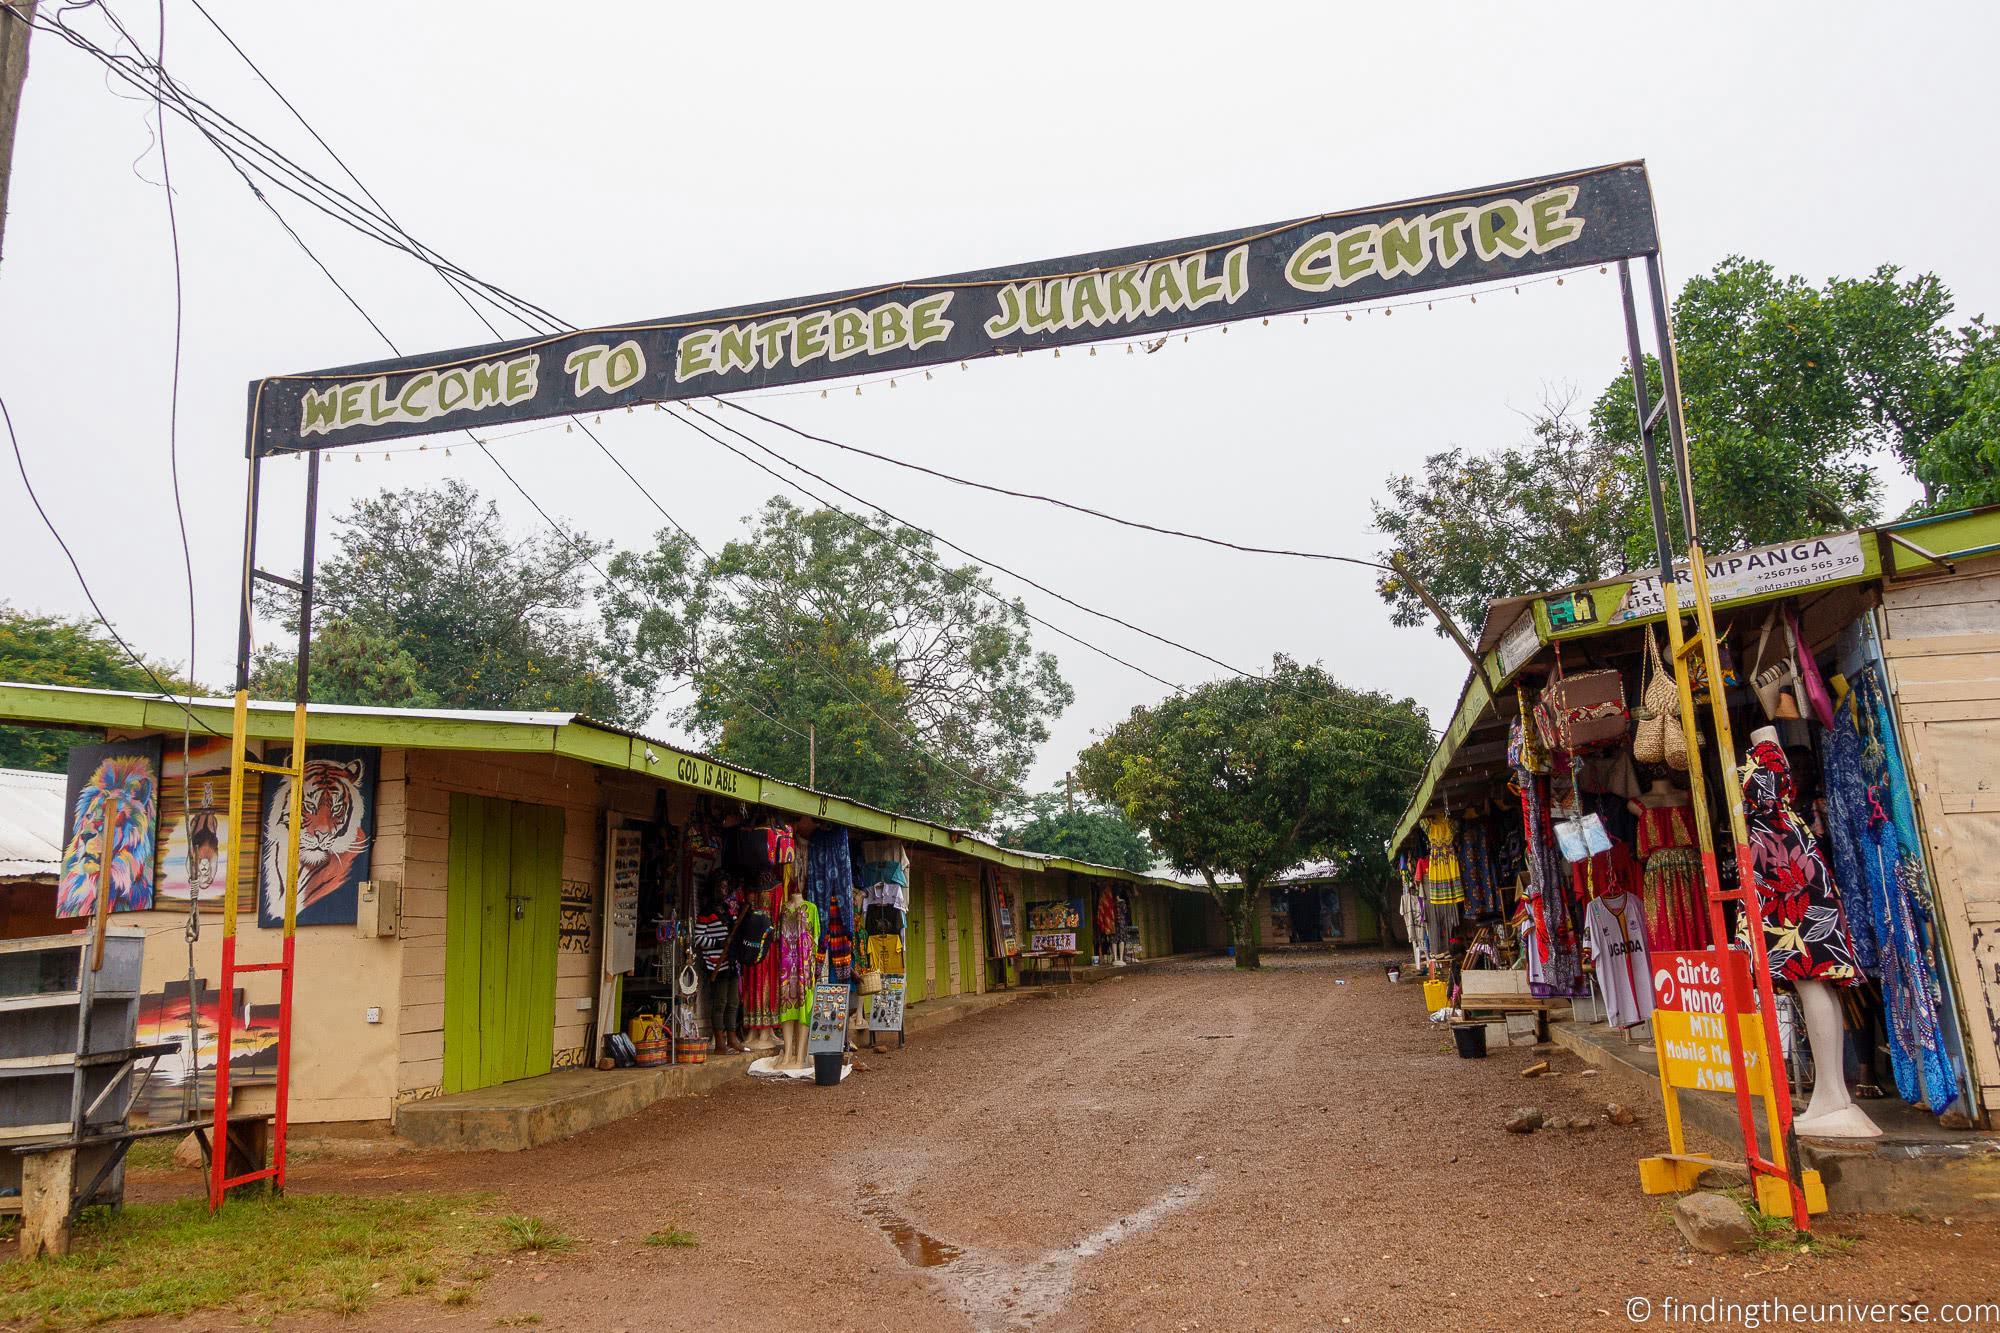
<box><xmin>257</xmin><ymin>745</ymin><xmax>379</xmax><ymax>928</ymax></box>
<box><xmin>157</xmin><ymin>735</ymin><xmax>261</xmax><ymax>909</ymax></box>
<box><xmin>57</xmin><ymin>737</ymin><xmax>164</xmax><ymax>917</ymax></box>
<box><xmin>133</xmin><ymin>979</ymin><xmax>280</xmax><ymax>1121</ymax></box>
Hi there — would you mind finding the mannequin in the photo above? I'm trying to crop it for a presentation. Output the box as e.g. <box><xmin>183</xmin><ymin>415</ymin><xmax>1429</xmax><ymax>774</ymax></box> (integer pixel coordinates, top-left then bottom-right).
<box><xmin>1627</xmin><ymin>776</ymin><xmax>1705</xmax><ymax>952</ymax></box>
<box><xmin>1741</xmin><ymin>725</ymin><xmax>1880</xmax><ymax>1138</ymax></box>
<box><xmin>771</xmin><ymin>876</ymin><xmax>819</xmax><ymax>1072</ymax></box>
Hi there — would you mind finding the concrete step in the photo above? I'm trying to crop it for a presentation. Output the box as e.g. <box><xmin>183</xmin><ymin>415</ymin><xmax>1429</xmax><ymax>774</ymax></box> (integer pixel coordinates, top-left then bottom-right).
<box><xmin>1549</xmin><ymin>1017</ymin><xmax>2000</xmax><ymax>1217</ymax></box>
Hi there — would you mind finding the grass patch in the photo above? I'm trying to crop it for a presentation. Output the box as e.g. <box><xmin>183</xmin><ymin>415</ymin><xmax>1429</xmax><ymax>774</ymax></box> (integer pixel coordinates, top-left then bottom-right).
<box><xmin>0</xmin><ymin>1190</ymin><xmax>499</xmax><ymax>1328</ymax></box>
<box><xmin>122</xmin><ymin>1138</ymin><xmax>183</xmax><ymax>1171</ymax></box>
<box><xmin>495</xmin><ymin>1316</ymin><xmax>543</xmax><ymax>1327</ymax></box>
<box><xmin>644</xmin><ymin>1227</ymin><xmax>698</xmax><ymax>1249</ymax></box>
<box><xmin>500</xmin><ymin>1215</ymin><xmax>572</xmax><ymax>1254</ymax></box>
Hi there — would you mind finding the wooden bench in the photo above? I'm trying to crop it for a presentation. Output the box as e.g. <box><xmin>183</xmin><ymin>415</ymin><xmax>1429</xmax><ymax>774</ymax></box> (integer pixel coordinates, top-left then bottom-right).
<box><xmin>14</xmin><ymin>1113</ymin><xmax>271</xmax><ymax>1258</ymax></box>
<box><xmin>1018</xmin><ymin>950</ymin><xmax>1078</xmax><ymax>986</ymax></box>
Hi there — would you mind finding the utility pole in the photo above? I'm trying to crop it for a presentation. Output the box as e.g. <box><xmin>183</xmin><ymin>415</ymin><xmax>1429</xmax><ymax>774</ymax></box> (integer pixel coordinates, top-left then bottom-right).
<box><xmin>1063</xmin><ymin>771</ymin><xmax>1074</xmax><ymax>813</ymax></box>
<box><xmin>0</xmin><ymin>1</ymin><xmax>35</xmax><ymax>268</ymax></box>
<box><xmin>807</xmin><ymin>723</ymin><xmax>816</xmax><ymax>789</ymax></box>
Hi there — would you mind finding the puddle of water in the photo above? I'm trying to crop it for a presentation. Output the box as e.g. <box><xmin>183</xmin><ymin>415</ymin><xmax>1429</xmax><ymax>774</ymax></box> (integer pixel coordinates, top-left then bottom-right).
<box><xmin>862</xmin><ymin>1197</ymin><xmax>963</xmax><ymax>1268</ymax></box>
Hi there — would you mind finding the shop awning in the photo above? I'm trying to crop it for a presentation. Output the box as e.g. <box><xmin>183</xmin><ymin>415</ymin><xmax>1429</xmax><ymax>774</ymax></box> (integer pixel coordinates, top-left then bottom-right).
<box><xmin>1388</xmin><ymin>504</ymin><xmax>2000</xmax><ymax>857</ymax></box>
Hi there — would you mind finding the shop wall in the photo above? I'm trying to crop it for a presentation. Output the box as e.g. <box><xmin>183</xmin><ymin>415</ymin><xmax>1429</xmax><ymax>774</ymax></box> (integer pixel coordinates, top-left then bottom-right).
<box><xmin>120</xmin><ymin>753</ymin><xmax>409</xmax><ymax>1125</ymax></box>
<box><xmin>388</xmin><ymin>748</ymin><xmax>656</xmax><ymax>1107</ymax></box>
<box><xmin>1880</xmin><ymin>562</ymin><xmax>2000</xmax><ymax>1122</ymax></box>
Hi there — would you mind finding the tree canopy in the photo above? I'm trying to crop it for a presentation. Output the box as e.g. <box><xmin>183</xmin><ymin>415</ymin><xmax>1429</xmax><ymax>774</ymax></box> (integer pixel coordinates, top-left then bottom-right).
<box><xmin>1375</xmin><ymin>257</ymin><xmax>2000</xmax><ymax>635</ymax></box>
<box><xmin>256</xmin><ymin>480</ymin><xmax>637</xmax><ymax>720</ymax></box>
<box><xmin>1074</xmin><ymin>656</ymin><xmax>1430</xmax><ymax>967</ymax></box>
<box><xmin>0</xmin><ymin>608</ymin><xmax>197</xmax><ymax>770</ymax></box>
<box><xmin>997</xmin><ymin>791</ymin><xmax>1154</xmax><ymax>873</ymax></box>
<box><xmin>603</xmin><ymin>497</ymin><xmax>1072</xmax><ymax>828</ymax></box>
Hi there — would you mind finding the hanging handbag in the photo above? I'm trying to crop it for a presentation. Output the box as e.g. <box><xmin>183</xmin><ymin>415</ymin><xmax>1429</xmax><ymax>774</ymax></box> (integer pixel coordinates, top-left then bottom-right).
<box><xmin>1785</xmin><ymin>604</ymin><xmax>1836</xmax><ymax>730</ymax></box>
<box><xmin>1537</xmin><ymin>668</ymin><xmax>1628</xmax><ymax>751</ymax></box>
<box><xmin>1634</xmin><ymin>626</ymin><xmax>1688</xmax><ymax>771</ymax></box>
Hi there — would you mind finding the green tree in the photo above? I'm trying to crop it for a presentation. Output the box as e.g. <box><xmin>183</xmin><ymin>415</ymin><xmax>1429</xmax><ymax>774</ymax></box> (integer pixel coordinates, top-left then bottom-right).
<box><xmin>266</xmin><ymin>481</ymin><xmax>637</xmax><ymax>720</ymax></box>
<box><xmin>1372</xmin><ymin>398</ymin><xmax>1637</xmax><ymax>635</ymax></box>
<box><xmin>1376</xmin><ymin>258</ymin><xmax>1993</xmax><ymax>632</ymax></box>
<box><xmin>249</xmin><ymin>616</ymin><xmax>438</xmax><ymax>709</ymax></box>
<box><xmin>1916</xmin><ymin>323</ymin><xmax>2000</xmax><ymax>511</ymax></box>
<box><xmin>603</xmin><ymin>497</ymin><xmax>1072</xmax><ymax>828</ymax></box>
<box><xmin>997</xmin><ymin>791</ymin><xmax>1153</xmax><ymax>872</ymax></box>
<box><xmin>0</xmin><ymin>608</ymin><xmax>197</xmax><ymax>770</ymax></box>
<box><xmin>1074</xmin><ymin>656</ymin><xmax>1430</xmax><ymax>968</ymax></box>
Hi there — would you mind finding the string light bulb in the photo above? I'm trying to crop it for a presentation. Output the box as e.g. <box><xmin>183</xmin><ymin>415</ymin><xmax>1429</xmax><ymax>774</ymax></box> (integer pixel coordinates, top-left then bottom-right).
<box><xmin>565</xmin><ymin>422</ymin><xmax>573</xmax><ymax>433</ymax></box>
<box><xmin>1302</xmin><ymin>315</ymin><xmax>1309</xmax><ymax>325</ymax></box>
<box><xmin>1053</xmin><ymin>348</ymin><xmax>1060</xmax><ymax>358</ymax></box>
<box><xmin>820</xmin><ymin>389</ymin><xmax>827</xmax><ymax>398</ymax></box>
<box><xmin>1345</xmin><ymin>312</ymin><xmax>1353</xmax><ymax>321</ymax></box>
<box><xmin>855</xmin><ymin>385</ymin><xmax>862</xmax><ymax>396</ymax></box>
<box><xmin>1089</xmin><ymin>346</ymin><xmax>1096</xmax><ymax>356</ymax></box>
<box><xmin>1126</xmin><ymin>343</ymin><xmax>1134</xmax><ymax>354</ymax></box>
<box><xmin>445</xmin><ymin>447</ymin><xmax>452</xmax><ymax>457</ymax></box>
<box><xmin>594</xmin><ymin>415</ymin><xmax>603</xmax><ymax>424</ymax></box>
<box><xmin>1384</xmin><ymin>307</ymin><xmax>1392</xmax><ymax>317</ymax></box>
<box><xmin>924</xmin><ymin>370</ymin><xmax>933</xmax><ymax>380</ymax></box>
<box><xmin>1470</xmin><ymin>295</ymin><xmax>1477</xmax><ymax>304</ymax></box>
<box><xmin>1556</xmin><ymin>277</ymin><xmax>1564</xmax><ymax>286</ymax></box>
<box><xmin>889</xmin><ymin>378</ymin><xmax>897</xmax><ymax>388</ymax></box>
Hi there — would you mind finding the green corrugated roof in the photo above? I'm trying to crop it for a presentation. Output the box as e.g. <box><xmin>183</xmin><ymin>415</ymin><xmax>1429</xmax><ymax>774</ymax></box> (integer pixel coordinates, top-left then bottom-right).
<box><xmin>0</xmin><ymin>682</ymin><xmax>1198</xmax><ymax>891</ymax></box>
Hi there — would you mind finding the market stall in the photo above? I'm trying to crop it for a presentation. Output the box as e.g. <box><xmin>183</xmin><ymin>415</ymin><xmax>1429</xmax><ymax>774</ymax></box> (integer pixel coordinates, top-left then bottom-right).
<box><xmin>1393</xmin><ymin>507</ymin><xmax>2000</xmax><ymax>1130</ymax></box>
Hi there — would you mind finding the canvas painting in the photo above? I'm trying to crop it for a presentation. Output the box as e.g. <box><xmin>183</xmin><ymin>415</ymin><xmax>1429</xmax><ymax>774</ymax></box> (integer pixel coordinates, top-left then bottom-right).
<box><xmin>157</xmin><ymin>735</ymin><xmax>260</xmax><ymax>908</ymax></box>
<box><xmin>133</xmin><ymin>979</ymin><xmax>280</xmax><ymax>1121</ymax></box>
<box><xmin>256</xmin><ymin>745</ymin><xmax>378</xmax><ymax>928</ymax></box>
<box><xmin>57</xmin><ymin>737</ymin><xmax>164</xmax><ymax>917</ymax></box>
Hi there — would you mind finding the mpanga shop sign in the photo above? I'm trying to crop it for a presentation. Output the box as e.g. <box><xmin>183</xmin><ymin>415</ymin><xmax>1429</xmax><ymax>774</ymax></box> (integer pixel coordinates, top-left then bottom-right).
<box><xmin>250</xmin><ymin>162</ymin><xmax>1662</xmax><ymax>454</ymax></box>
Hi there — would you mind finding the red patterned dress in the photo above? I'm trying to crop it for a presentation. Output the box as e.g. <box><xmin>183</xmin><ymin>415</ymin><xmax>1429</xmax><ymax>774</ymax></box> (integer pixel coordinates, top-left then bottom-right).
<box><xmin>1634</xmin><ymin>801</ymin><xmax>1707</xmax><ymax>953</ymax></box>
<box><xmin>1737</xmin><ymin>739</ymin><xmax>1861</xmax><ymax>986</ymax></box>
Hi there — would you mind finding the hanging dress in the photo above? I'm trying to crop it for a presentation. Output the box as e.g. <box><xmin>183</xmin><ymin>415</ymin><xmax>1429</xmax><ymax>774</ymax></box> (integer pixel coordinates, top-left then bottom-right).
<box><xmin>1852</xmin><ymin>671</ymin><xmax>1958</xmax><ymax>1111</ymax></box>
<box><xmin>1634</xmin><ymin>801</ymin><xmax>1707</xmax><ymax>953</ymax></box>
<box><xmin>1737</xmin><ymin>738</ymin><xmax>1861</xmax><ymax>986</ymax></box>
<box><xmin>775</xmin><ymin>897</ymin><xmax>820</xmax><ymax>1026</ymax></box>
<box><xmin>739</xmin><ymin>879</ymin><xmax>783</xmax><ymax>1032</ymax></box>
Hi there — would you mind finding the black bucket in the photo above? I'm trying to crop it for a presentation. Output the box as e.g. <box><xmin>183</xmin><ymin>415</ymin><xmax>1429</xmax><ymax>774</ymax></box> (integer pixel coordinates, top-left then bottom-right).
<box><xmin>813</xmin><ymin>1050</ymin><xmax>844</xmax><ymax>1085</ymax></box>
<box><xmin>1451</xmin><ymin>1022</ymin><xmax>1488</xmax><ymax>1059</ymax></box>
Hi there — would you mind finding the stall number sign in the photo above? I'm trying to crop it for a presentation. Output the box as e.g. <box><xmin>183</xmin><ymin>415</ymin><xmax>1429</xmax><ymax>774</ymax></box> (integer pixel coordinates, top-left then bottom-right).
<box><xmin>1650</xmin><ymin>950</ymin><xmax>1768</xmax><ymax>1095</ymax></box>
<box><xmin>808</xmin><ymin>982</ymin><xmax>850</xmax><ymax>1054</ymax></box>
<box><xmin>605</xmin><ymin>827</ymin><xmax>643</xmax><ymax>976</ymax></box>
<box><xmin>1030</xmin><ymin>931</ymin><xmax>1077</xmax><ymax>954</ymax></box>
<box><xmin>864</xmin><ymin>975</ymin><xmax>907</xmax><ymax>1032</ymax></box>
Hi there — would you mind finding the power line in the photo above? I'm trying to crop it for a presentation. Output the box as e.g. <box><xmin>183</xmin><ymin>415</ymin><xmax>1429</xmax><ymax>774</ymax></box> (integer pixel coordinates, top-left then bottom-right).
<box><xmin>3</xmin><ymin>395</ymin><xmax>226</xmax><ymax>738</ymax></box>
<box><xmin>42</xmin><ymin>4</ymin><xmax>1427</xmax><ymax>780</ymax></box>
<box><xmin>718</xmin><ymin>399</ymin><xmax>1393</xmax><ymax>572</ymax></box>
<box><xmin>668</xmin><ymin>405</ymin><xmax>1432</xmax><ymax>768</ymax></box>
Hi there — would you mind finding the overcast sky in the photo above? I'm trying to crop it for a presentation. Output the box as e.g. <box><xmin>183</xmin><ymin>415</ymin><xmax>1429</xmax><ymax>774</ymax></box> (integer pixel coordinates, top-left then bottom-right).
<box><xmin>3</xmin><ymin>1</ymin><xmax>1994</xmax><ymax>797</ymax></box>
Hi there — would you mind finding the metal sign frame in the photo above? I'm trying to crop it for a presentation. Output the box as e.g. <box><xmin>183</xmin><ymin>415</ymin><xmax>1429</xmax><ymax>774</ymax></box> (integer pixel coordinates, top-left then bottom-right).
<box><xmin>219</xmin><ymin>159</ymin><xmax>1809</xmax><ymax>1227</ymax></box>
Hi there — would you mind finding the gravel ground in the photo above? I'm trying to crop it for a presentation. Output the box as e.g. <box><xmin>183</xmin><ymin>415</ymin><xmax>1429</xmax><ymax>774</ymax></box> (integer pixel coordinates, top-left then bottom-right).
<box><xmin>114</xmin><ymin>948</ymin><xmax>2000</xmax><ymax>1330</ymax></box>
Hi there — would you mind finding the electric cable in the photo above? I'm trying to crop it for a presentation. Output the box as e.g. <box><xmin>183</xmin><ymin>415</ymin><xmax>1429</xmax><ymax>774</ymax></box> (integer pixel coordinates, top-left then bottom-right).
<box><xmin>717</xmin><ymin>399</ymin><xmax>1393</xmax><ymax>572</ymax></box>
<box><xmin>39</xmin><ymin>1</ymin><xmax>1427</xmax><ymax>785</ymax></box>
<box><xmin>3</xmin><ymin>395</ymin><xmax>227</xmax><ymax>738</ymax></box>
<box><xmin>673</xmin><ymin>404</ymin><xmax>1432</xmax><ymax>766</ymax></box>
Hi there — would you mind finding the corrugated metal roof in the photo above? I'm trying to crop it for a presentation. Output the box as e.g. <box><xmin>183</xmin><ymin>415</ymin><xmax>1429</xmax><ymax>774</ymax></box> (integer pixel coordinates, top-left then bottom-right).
<box><xmin>0</xmin><ymin>684</ymin><xmax>1200</xmax><ymax>891</ymax></box>
<box><xmin>0</xmin><ymin>767</ymin><xmax>65</xmax><ymax>879</ymax></box>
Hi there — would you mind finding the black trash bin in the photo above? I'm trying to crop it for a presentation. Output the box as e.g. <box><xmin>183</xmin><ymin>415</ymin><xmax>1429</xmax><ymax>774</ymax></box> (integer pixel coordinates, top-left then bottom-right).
<box><xmin>813</xmin><ymin>1050</ymin><xmax>844</xmax><ymax>1085</ymax></box>
<box><xmin>1451</xmin><ymin>1022</ymin><xmax>1488</xmax><ymax>1059</ymax></box>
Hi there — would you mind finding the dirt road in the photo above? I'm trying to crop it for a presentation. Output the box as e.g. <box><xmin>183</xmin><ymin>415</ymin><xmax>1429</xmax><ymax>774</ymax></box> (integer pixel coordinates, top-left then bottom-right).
<box><xmin>147</xmin><ymin>949</ymin><xmax>2000</xmax><ymax>1331</ymax></box>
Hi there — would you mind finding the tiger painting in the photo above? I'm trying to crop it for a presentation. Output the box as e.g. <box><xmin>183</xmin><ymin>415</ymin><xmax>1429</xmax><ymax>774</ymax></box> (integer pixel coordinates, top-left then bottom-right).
<box><xmin>258</xmin><ymin>749</ymin><xmax>376</xmax><ymax>927</ymax></box>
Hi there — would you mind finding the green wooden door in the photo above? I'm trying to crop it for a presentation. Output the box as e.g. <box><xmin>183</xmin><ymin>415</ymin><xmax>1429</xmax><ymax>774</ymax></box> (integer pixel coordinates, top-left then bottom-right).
<box><xmin>444</xmin><ymin>794</ymin><xmax>564</xmax><ymax>1093</ymax></box>
<box><xmin>904</xmin><ymin>880</ymin><xmax>926</xmax><ymax>1004</ymax></box>
<box><xmin>954</xmin><ymin>874</ymin><xmax>975</xmax><ymax>997</ymax></box>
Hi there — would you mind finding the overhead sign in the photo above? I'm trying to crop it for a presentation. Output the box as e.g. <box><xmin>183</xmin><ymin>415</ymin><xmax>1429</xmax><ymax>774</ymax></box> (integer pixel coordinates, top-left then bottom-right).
<box><xmin>1650</xmin><ymin>950</ymin><xmax>1768</xmax><ymax>1095</ymax></box>
<box><xmin>1611</xmin><ymin>532</ymin><xmax>1866</xmax><ymax>624</ymax></box>
<box><xmin>250</xmin><ymin>163</ymin><xmax>1661</xmax><ymax>454</ymax></box>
